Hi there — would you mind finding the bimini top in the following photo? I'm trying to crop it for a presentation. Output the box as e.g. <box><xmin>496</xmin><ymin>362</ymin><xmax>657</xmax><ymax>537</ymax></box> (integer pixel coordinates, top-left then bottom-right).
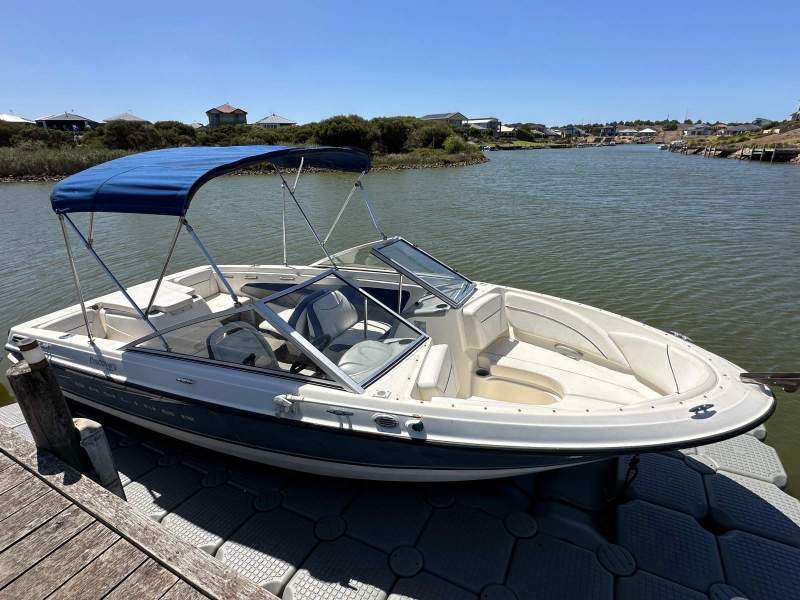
<box><xmin>50</xmin><ymin>145</ymin><xmax>370</xmax><ymax>216</ymax></box>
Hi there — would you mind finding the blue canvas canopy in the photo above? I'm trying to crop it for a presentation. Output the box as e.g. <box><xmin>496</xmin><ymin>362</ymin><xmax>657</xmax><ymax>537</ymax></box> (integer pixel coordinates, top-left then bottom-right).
<box><xmin>50</xmin><ymin>145</ymin><xmax>371</xmax><ymax>216</ymax></box>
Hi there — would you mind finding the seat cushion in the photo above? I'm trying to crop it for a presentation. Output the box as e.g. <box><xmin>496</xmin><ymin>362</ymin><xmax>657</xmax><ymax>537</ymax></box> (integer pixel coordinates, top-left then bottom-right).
<box><xmin>416</xmin><ymin>344</ymin><xmax>459</xmax><ymax>400</ymax></box>
<box><xmin>462</xmin><ymin>292</ymin><xmax>507</xmax><ymax>349</ymax></box>
<box><xmin>338</xmin><ymin>339</ymin><xmax>411</xmax><ymax>381</ymax></box>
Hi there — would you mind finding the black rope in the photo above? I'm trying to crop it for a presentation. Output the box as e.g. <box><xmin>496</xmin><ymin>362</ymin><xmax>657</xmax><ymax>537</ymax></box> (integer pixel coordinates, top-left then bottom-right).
<box><xmin>608</xmin><ymin>454</ymin><xmax>640</xmax><ymax>505</ymax></box>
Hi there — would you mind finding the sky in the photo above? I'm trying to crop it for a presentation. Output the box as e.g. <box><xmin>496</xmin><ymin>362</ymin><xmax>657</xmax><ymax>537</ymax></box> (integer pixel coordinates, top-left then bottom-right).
<box><xmin>2</xmin><ymin>0</ymin><xmax>799</xmax><ymax>126</ymax></box>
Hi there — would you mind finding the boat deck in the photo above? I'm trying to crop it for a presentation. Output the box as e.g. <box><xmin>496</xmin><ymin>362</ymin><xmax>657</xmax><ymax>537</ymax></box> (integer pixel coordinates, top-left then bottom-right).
<box><xmin>0</xmin><ymin>401</ymin><xmax>798</xmax><ymax>599</ymax></box>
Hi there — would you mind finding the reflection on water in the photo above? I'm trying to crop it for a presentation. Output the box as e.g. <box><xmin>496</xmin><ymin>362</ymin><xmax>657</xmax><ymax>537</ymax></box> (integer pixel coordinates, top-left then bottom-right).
<box><xmin>1</xmin><ymin>145</ymin><xmax>798</xmax><ymax>495</ymax></box>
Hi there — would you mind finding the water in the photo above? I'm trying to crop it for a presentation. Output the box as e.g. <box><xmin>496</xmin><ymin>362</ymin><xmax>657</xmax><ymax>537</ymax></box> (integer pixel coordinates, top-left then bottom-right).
<box><xmin>1</xmin><ymin>145</ymin><xmax>798</xmax><ymax>495</ymax></box>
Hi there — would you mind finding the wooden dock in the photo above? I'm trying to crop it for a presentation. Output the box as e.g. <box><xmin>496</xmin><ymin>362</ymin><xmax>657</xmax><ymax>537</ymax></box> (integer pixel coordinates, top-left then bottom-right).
<box><xmin>1</xmin><ymin>399</ymin><xmax>799</xmax><ymax>599</ymax></box>
<box><xmin>0</xmin><ymin>414</ymin><xmax>274</xmax><ymax>599</ymax></box>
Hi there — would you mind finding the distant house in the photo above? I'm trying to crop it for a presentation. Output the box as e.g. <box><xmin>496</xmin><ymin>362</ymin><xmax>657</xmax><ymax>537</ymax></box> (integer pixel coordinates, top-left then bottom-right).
<box><xmin>543</xmin><ymin>128</ymin><xmax>562</xmax><ymax>139</ymax></box>
<box><xmin>206</xmin><ymin>103</ymin><xmax>247</xmax><ymax>127</ymax></box>
<box><xmin>682</xmin><ymin>123</ymin><xmax>713</xmax><ymax>137</ymax></box>
<box><xmin>616</xmin><ymin>128</ymin><xmax>638</xmax><ymax>137</ymax></box>
<box><xmin>559</xmin><ymin>125</ymin><xmax>587</xmax><ymax>137</ymax></box>
<box><xmin>637</xmin><ymin>127</ymin><xmax>658</xmax><ymax>138</ymax></box>
<box><xmin>36</xmin><ymin>112</ymin><xmax>100</xmax><ymax>131</ymax></box>
<box><xmin>752</xmin><ymin>117</ymin><xmax>773</xmax><ymax>128</ymax></box>
<box><xmin>420</xmin><ymin>112</ymin><xmax>467</xmax><ymax>129</ymax></box>
<box><xmin>0</xmin><ymin>113</ymin><xmax>35</xmax><ymax>124</ymax></box>
<box><xmin>254</xmin><ymin>113</ymin><xmax>296</xmax><ymax>129</ymax></box>
<box><xmin>790</xmin><ymin>105</ymin><xmax>800</xmax><ymax>122</ymax></box>
<box><xmin>463</xmin><ymin>117</ymin><xmax>501</xmax><ymax>134</ymax></box>
<box><xmin>104</xmin><ymin>112</ymin><xmax>150</xmax><ymax>124</ymax></box>
<box><xmin>498</xmin><ymin>125</ymin><xmax>517</xmax><ymax>137</ymax></box>
<box><xmin>599</xmin><ymin>125</ymin><xmax>616</xmax><ymax>137</ymax></box>
<box><xmin>722</xmin><ymin>123</ymin><xmax>760</xmax><ymax>136</ymax></box>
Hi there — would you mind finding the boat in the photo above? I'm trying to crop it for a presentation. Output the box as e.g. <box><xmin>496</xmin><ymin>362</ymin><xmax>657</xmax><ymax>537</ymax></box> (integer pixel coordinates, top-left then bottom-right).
<box><xmin>6</xmin><ymin>145</ymin><xmax>778</xmax><ymax>481</ymax></box>
<box><xmin>659</xmin><ymin>144</ymin><xmax>668</xmax><ymax>150</ymax></box>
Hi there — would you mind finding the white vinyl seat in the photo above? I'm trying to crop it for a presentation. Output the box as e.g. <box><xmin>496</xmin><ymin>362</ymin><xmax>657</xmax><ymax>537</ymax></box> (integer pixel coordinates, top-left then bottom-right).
<box><xmin>416</xmin><ymin>344</ymin><xmax>460</xmax><ymax>400</ymax></box>
<box><xmin>338</xmin><ymin>338</ymin><xmax>413</xmax><ymax>381</ymax></box>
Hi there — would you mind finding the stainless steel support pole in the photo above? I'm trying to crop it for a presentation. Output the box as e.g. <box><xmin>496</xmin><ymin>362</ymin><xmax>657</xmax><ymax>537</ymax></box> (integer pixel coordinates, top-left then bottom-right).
<box><xmin>59</xmin><ymin>215</ymin><xmax>94</xmax><ymax>343</ymax></box>
<box><xmin>87</xmin><ymin>212</ymin><xmax>95</xmax><ymax>247</ymax></box>
<box><xmin>63</xmin><ymin>214</ymin><xmax>162</xmax><ymax>338</ymax></box>
<box><xmin>145</xmin><ymin>218</ymin><xmax>183</xmax><ymax>315</ymax></box>
<box><xmin>358</xmin><ymin>180</ymin><xmax>386</xmax><ymax>239</ymax></box>
<box><xmin>182</xmin><ymin>219</ymin><xmax>240</xmax><ymax>306</ymax></box>
<box><xmin>397</xmin><ymin>274</ymin><xmax>404</xmax><ymax>313</ymax></box>
<box><xmin>281</xmin><ymin>183</ymin><xmax>288</xmax><ymax>266</ymax></box>
<box><xmin>324</xmin><ymin>173</ymin><xmax>364</xmax><ymax>245</ymax></box>
<box><xmin>274</xmin><ymin>169</ymin><xmax>336</xmax><ymax>267</ymax></box>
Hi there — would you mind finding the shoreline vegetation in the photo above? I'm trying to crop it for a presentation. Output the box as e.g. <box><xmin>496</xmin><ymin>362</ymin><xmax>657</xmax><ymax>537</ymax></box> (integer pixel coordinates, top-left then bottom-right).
<box><xmin>0</xmin><ymin>115</ymin><xmax>489</xmax><ymax>181</ymax></box>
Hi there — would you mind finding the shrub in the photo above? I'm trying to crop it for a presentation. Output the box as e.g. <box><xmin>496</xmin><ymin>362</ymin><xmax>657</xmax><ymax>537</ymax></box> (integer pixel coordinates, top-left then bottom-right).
<box><xmin>100</xmin><ymin>120</ymin><xmax>163</xmax><ymax>150</ymax></box>
<box><xmin>412</xmin><ymin>122</ymin><xmax>453</xmax><ymax>149</ymax></box>
<box><xmin>153</xmin><ymin>121</ymin><xmax>197</xmax><ymax>146</ymax></box>
<box><xmin>516</xmin><ymin>126</ymin><xmax>535</xmax><ymax>142</ymax></box>
<box><xmin>316</xmin><ymin>115</ymin><xmax>378</xmax><ymax>151</ymax></box>
<box><xmin>372</xmin><ymin>117</ymin><xmax>415</xmax><ymax>153</ymax></box>
<box><xmin>11</xmin><ymin>126</ymin><xmax>74</xmax><ymax>148</ymax></box>
<box><xmin>442</xmin><ymin>135</ymin><xmax>467</xmax><ymax>153</ymax></box>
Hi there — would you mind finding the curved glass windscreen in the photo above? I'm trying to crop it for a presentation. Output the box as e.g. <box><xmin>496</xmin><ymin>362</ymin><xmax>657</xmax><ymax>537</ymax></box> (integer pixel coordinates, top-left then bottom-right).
<box><xmin>371</xmin><ymin>238</ymin><xmax>475</xmax><ymax>307</ymax></box>
<box><xmin>260</xmin><ymin>272</ymin><xmax>426</xmax><ymax>384</ymax></box>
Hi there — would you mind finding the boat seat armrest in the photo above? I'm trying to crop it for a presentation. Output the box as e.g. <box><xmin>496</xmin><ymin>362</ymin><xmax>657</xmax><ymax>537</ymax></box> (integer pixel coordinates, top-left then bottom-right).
<box><xmin>417</xmin><ymin>344</ymin><xmax>459</xmax><ymax>400</ymax></box>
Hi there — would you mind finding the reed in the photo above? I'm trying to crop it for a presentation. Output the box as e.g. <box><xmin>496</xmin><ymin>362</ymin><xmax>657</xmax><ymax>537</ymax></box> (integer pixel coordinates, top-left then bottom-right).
<box><xmin>0</xmin><ymin>147</ymin><xmax>130</xmax><ymax>178</ymax></box>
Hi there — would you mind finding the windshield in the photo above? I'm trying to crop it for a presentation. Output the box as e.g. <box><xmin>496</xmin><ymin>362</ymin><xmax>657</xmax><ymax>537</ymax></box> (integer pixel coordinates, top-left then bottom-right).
<box><xmin>371</xmin><ymin>238</ymin><xmax>475</xmax><ymax>307</ymax></box>
<box><xmin>311</xmin><ymin>240</ymin><xmax>393</xmax><ymax>271</ymax></box>
<box><xmin>259</xmin><ymin>271</ymin><xmax>426</xmax><ymax>385</ymax></box>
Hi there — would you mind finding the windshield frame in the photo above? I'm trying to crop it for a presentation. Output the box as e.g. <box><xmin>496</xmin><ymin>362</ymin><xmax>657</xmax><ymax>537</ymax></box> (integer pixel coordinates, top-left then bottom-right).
<box><xmin>256</xmin><ymin>268</ymin><xmax>429</xmax><ymax>388</ymax></box>
<box><xmin>370</xmin><ymin>237</ymin><xmax>476</xmax><ymax>308</ymax></box>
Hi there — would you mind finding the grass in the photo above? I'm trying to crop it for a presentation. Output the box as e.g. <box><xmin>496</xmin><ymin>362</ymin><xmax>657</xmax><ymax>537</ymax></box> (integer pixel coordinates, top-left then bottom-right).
<box><xmin>0</xmin><ymin>147</ymin><xmax>130</xmax><ymax>178</ymax></box>
<box><xmin>371</xmin><ymin>148</ymin><xmax>487</xmax><ymax>169</ymax></box>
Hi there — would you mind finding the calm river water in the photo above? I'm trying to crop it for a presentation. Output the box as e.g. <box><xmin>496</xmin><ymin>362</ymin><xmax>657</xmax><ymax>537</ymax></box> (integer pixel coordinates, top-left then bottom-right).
<box><xmin>1</xmin><ymin>145</ymin><xmax>798</xmax><ymax>495</ymax></box>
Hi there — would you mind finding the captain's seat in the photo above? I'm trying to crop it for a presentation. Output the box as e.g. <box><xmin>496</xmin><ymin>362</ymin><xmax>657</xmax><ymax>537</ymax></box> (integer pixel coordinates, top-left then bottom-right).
<box><xmin>287</xmin><ymin>288</ymin><xmax>392</xmax><ymax>359</ymax></box>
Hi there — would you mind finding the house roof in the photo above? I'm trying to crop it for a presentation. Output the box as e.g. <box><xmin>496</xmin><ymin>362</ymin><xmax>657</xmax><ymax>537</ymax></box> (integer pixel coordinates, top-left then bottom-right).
<box><xmin>104</xmin><ymin>112</ymin><xmax>149</xmax><ymax>123</ymax></box>
<box><xmin>255</xmin><ymin>113</ymin><xmax>296</xmax><ymax>125</ymax></box>
<box><xmin>36</xmin><ymin>112</ymin><xmax>97</xmax><ymax>122</ymax></box>
<box><xmin>499</xmin><ymin>125</ymin><xmax>516</xmax><ymax>133</ymax></box>
<box><xmin>464</xmin><ymin>117</ymin><xmax>499</xmax><ymax>123</ymax></box>
<box><xmin>618</xmin><ymin>128</ymin><xmax>638</xmax><ymax>133</ymax></box>
<box><xmin>638</xmin><ymin>128</ymin><xmax>657</xmax><ymax>133</ymax></box>
<box><xmin>207</xmin><ymin>103</ymin><xmax>246</xmax><ymax>115</ymax></box>
<box><xmin>420</xmin><ymin>112</ymin><xmax>465</xmax><ymax>120</ymax></box>
<box><xmin>0</xmin><ymin>113</ymin><xmax>34</xmax><ymax>124</ymax></box>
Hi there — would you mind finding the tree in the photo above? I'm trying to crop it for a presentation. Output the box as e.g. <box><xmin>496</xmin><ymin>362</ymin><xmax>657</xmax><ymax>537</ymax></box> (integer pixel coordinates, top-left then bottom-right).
<box><xmin>316</xmin><ymin>115</ymin><xmax>378</xmax><ymax>151</ymax></box>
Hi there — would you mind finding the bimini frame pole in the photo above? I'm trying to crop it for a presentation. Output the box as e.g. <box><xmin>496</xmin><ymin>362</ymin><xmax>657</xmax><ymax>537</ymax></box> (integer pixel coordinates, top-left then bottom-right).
<box><xmin>62</xmin><ymin>214</ymin><xmax>161</xmax><ymax>338</ymax></box>
<box><xmin>181</xmin><ymin>219</ymin><xmax>240</xmax><ymax>307</ymax></box>
<box><xmin>145</xmin><ymin>217</ymin><xmax>183</xmax><ymax>315</ymax></box>
<box><xmin>357</xmin><ymin>179</ymin><xmax>386</xmax><ymax>240</ymax></box>
<box><xmin>280</xmin><ymin>157</ymin><xmax>304</xmax><ymax>267</ymax></box>
<box><xmin>274</xmin><ymin>167</ymin><xmax>336</xmax><ymax>268</ymax></box>
<box><xmin>58</xmin><ymin>214</ymin><xmax>94</xmax><ymax>344</ymax></box>
<box><xmin>323</xmin><ymin>171</ymin><xmax>365</xmax><ymax>245</ymax></box>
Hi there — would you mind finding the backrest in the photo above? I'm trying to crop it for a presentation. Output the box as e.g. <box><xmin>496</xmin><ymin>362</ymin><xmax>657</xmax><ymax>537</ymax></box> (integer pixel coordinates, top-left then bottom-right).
<box><xmin>172</xmin><ymin>270</ymin><xmax>220</xmax><ymax>299</ymax></box>
<box><xmin>295</xmin><ymin>289</ymin><xmax>359</xmax><ymax>340</ymax></box>
<box><xmin>416</xmin><ymin>344</ymin><xmax>460</xmax><ymax>400</ymax></box>
<box><xmin>462</xmin><ymin>292</ymin><xmax>507</xmax><ymax>350</ymax></box>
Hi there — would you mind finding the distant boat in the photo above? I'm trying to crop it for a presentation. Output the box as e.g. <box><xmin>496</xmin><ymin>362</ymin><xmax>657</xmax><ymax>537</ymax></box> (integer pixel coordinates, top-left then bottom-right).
<box><xmin>659</xmin><ymin>144</ymin><xmax>668</xmax><ymax>150</ymax></box>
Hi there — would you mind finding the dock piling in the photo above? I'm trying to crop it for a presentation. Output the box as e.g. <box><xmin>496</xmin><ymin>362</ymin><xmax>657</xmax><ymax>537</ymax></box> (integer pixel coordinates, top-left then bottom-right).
<box><xmin>74</xmin><ymin>417</ymin><xmax>126</xmax><ymax>499</ymax></box>
<box><xmin>7</xmin><ymin>339</ymin><xmax>88</xmax><ymax>471</ymax></box>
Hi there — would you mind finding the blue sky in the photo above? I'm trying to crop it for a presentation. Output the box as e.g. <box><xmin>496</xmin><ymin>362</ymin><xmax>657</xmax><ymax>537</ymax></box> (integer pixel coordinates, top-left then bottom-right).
<box><xmin>3</xmin><ymin>0</ymin><xmax>799</xmax><ymax>126</ymax></box>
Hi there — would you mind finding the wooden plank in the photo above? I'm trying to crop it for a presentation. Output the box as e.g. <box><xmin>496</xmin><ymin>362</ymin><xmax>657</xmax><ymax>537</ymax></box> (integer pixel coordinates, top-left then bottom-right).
<box><xmin>2</xmin><ymin>520</ymin><xmax>119</xmax><ymax>599</ymax></box>
<box><xmin>0</xmin><ymin>451</ymin><xmax>15</xmax><ymax>473</ymax></box>
<box><xmin>50</xmin><ymin>538</ymin><xmax>146</xmax><ymax>600</ymax></box>
<box><xmin>0</xmin><ymin>463</ymin><xmax>31</xmax><ymax>495</ymax></box>
<box><xmin>0</xmin><ymin>490</ymin><xmax>71</xmax><ymax>552</ymax></box>
<box><xmin>0</xmin><ymin>426</ymin><xmax>276</xmax><ymax>600</ymax></box>
<box><xmin>0</xmin><ymin>476</ymin><xmax>50</xmax><ymax>520</ymax></box>
<box><xmin>0</xmin><ymin>503</ymin><xmax>93</xmax><ymax>588</ymax></box>
<box><xmin>105</xmin><ymin>558</ymin><xmax>178</xmax><ymax>599</ymax></box>
<box><xmin>161</xmin><ymin>580</ymin><xmax>209</xmax><ymax>600</ymax></box>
